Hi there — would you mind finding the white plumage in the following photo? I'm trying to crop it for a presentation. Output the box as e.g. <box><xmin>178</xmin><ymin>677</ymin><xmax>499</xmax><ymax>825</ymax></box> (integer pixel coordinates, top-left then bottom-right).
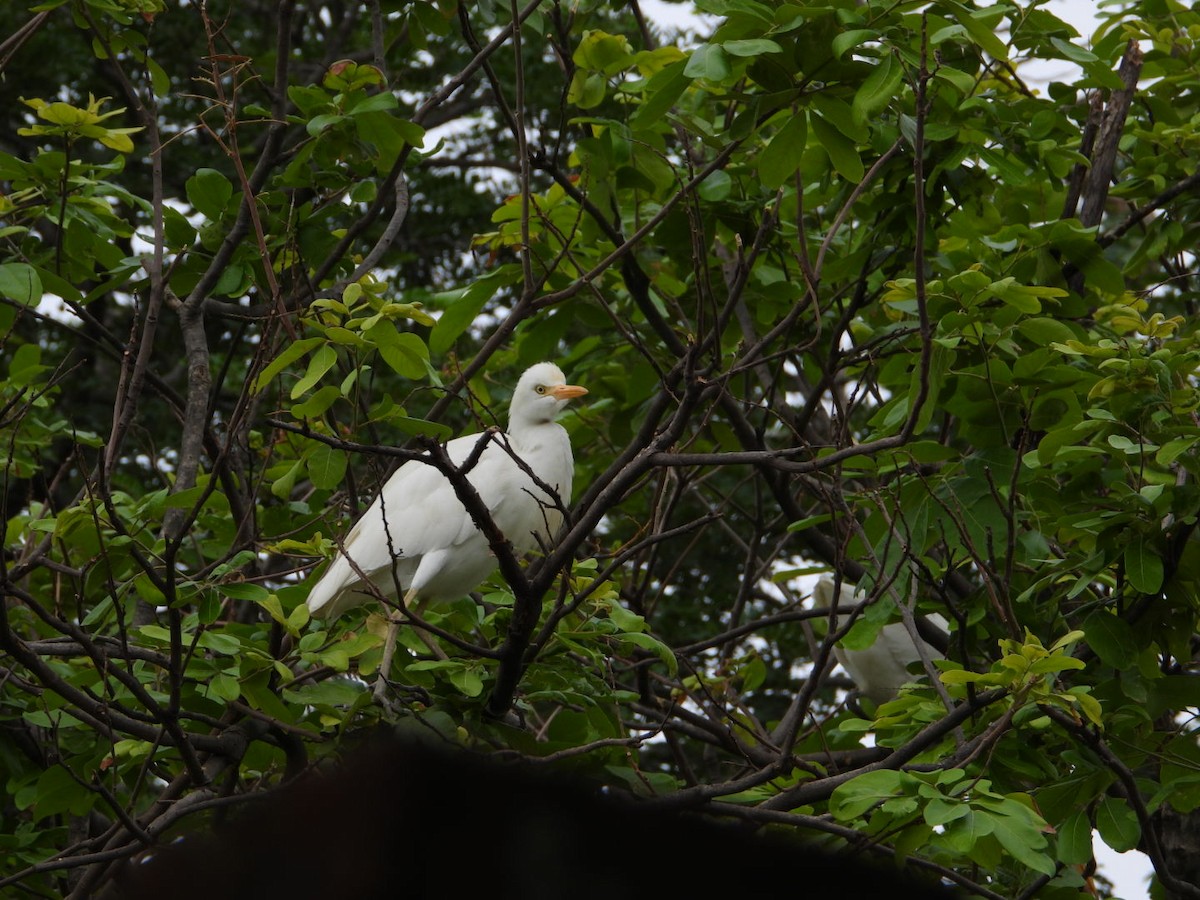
<box><xmin>813</xmin><ymin>576</ymin><xmax>948</xmax><ymax>705</ymax></box>
<box><xmin>306</xmin><ymin>363</ymin><xmax>586</xmax><ymax>675</ymax></box>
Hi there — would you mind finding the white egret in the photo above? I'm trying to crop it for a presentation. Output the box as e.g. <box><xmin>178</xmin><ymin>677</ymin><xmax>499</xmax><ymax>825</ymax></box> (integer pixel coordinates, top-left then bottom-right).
<box><xmin>306</xmin><ymin>362</ymin><xmax>587</xmax><ymax>695</ymax></box>
<box><xmin>813</xmin><ymin>576</ymin><xmax>948</xmax><ymax>705</ymax></box>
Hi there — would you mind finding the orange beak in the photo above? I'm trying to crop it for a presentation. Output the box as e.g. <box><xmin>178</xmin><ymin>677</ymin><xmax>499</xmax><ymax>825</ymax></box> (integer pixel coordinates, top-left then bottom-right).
<box><xmin>550</xmin><ymin>384</ymin><xmax>588</xmax><ymax>400</ymax></box>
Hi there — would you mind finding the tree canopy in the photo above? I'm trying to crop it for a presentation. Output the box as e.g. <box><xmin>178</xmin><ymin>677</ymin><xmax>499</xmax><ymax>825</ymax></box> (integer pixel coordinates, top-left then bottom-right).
<box><xmin>2</xmin><ymin>0</ymin><xmax>1199</xmax><ymax>896</ymax></box>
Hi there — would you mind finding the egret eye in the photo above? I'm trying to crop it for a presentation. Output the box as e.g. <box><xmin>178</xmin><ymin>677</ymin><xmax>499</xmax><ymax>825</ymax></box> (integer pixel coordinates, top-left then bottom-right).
<box><xmin>535</xmin><ymin>385</ymin><xmax>547</xmax><ymax>394</ymax></box>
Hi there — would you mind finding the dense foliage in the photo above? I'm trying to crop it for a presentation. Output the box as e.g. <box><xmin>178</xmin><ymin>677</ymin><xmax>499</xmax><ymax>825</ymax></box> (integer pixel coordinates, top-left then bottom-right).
<box><xmin>2</xmin><ymin>0</ymin><xmax>1199</xmax><ymax>896</ymax></box>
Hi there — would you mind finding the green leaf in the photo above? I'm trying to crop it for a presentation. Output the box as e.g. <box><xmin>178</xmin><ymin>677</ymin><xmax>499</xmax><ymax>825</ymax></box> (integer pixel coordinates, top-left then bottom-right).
<box><xmin>306</xmin><ymin>113</ymin><xmax>346</xmax><ymax>137</ymax></box>
<box><xmin>1050</xmin><ymin>37</ymin><xmax>1098</xmax><ymax>65</ymax></box>
<box><xmin>567</xmin><ymin>71</ymin><xmax>606</xmax><ymax>109</ymax></box>
<box><xmin>811</xmin><ymin>111</ymin><xmax>863</xmax><ymax>183</ymax></box>
<box><xmin>373</xmin><ymin>330</ymin><xmax>429</xmax><ymax>379</ymax></box>
<box><xmin>941</xmin><ymin>668</ymin><xmax>1008</xmax><ymax>686</ymax></box>
<box><xmin>31</xmin><ymin>766</ymin><xmax>92</xmax><ymax>823</ymax></box>
<box><xmin>1156</xmin><ymin>437</ymin><xmax>1196</xmax><ymax>466</ymax></box>
<box><xmin>1107</xmin><ymin>433</ymin><xmax>1135</xmax><ymax>452</ymax></box>
<box><xmin>290</xmin><ymin>344</ymin><xmax>338</xmax><ymax>399</ymax></box>
<box><xmin>1027</xmin><ymin>655</ymin><xmax>1085</xmax><ymax>675</ymax></box>
<box><xmin>604</xmin><ymin>597</ymin><xmax>647</xmax><ymax>633</ymax></box>
<box><xmin>934</xmin><ymin>64</ymin><xmax>976</xmax><ymax>96</ymax></box>
<box><xmin>353</xmin><ymin>112</ymin><xmax>423</xmax><ymax>170</ymax></box>
<box><xmin>1069</xmin><ymin>688</ymin><xmax>1104</xmax><ymax>727</ymax></box>
<box><xmin>0</xmin><ymin>263</ymin><xmax>43</xmax><ymax>306</ymax></box>
<box><xmin>946</xmin><ymin>1</ymin><xmax>1010</xmax><ymax>62</ymax></box>
<box><xmin>405</xmin><ymin>658</ymin><xmax>484</xmax><ymax>696</ymax></box>
<box><xmin>758</xmin><ymin>113</ymin><xmax>807</xmax><ymax>191</ymax></box>
<box><xmin>740</xmin><ymin>655</ymin><xmax>767</xmax><ymax>691</ymax></box>
<box><xmin>786</xmin><ymin>513</ymin><xmax>833</xmax><ymax>533</ymax></box>
<box><xmin>1082</xmin><ymin>611</ymin><xmax>1138</xmax><ymax>668</ymax></box>
<box><xmin>447</xmin><ymin>665</ymin><xmax>484</xmax><ymax>697</ymax></box>
<box><xmin>284</xmin><ymin>680</ymin><xmax>366</xmax><ymax>708</ymax></box>
<box><xmin>197</xmin><ymin>630</ymin><xmax>242</xmax><ymax>655</ymax></box>
<box><xmin>286</xmin><ymin>603</ymin><xmax>310</xmax><ymax>633</ymax></box>
<box><xmin>253</xmin><ymin>337</ymin><xmax>324</xmax><ymax>393</ymax></box>
<box><xmin>1095</xmin><ymin>796</ymin><xmax>1141</xmax><ymax>852</ymax></box>
<box><xmin>986</xmin><ymin>278</ymin><xmax>1041</xmax><ymax>314</ymax></box>
<box><xmin>147</xmin><ymin>56</ymin><xmax>170</xmax><ymax>97</ymax></box>
<box><xmin>225</xmin><ymin>583</ymin><xmax>283</xmax><ymax>618</ymax></box>
<box><xmin>852</xmin><ymin>54</ymin><xmax>903</xmax><ymax>124</ymax></box>
<box><xmin>185</xmin><ymin>167</ymin><xmax>234</xmax><ymax>220</ymax></box>
<box><xmin>810</xmin><ymin>95</ymin><xmax>868</xmax><ymax>142</ymax></box>
<box><xmin>320</xmin><ymin>631</ymin><xmax>382</xmax><ymax>667</ymax></box>
<box><xmin>832</xmin><ymin>29</ymin><xmax>878</xmax><ymax>59</ymax></box>
<box><xmin>722</xmin><ymin>39</ymin><xmax>782</xmax><ymax>57</ymax></box>
<box><xmin>346</xmin><ymin>91</ymin><xmax>399</xmax><ymax>116</ymax></box>
<box><xmin>207</xmin><ymin>673</ymin><xmax>242</xmax><ymax>702</ymax></box>
<box><xmin>830</xmin><ymin>770</ymin><xmax>910</xmax><ymax>820</ymax></box>
<box><xmin>1056</xmin><ymin>810</ymin><xmax>1094</xmax><ymax>866</ymax></box>
<box><xmin>241</xmin><ymin>671</ymin><xmax>295</xmax><ymax>720</ymax></box>
<box><xmin>163</xmin><ymin>205</ymin><xmax>197</xmax><ymax>247</ymax></box>
<box><xmin>1123</xmin><ymin>534</ymin><xmax>1164</xmax><ymax>595</ymax></box>
<box><xmin>1035</xmin><ymin>428</ymin><xmax>1079</xmax><ymax>467</ymax></box>
<box><xmin>291</xmin><ymin>385</ymin><xmax>342</xmax><ymax>419</ymax></box>
<box><xmin>629</xmin><ymin>60</ymin><xmax>690</xmax><ymax>130</ymax></box>
<box><xmin>988</xmin><ymin>809</ymin><xmax>1055</xmax><ymax>876</ymax></box>
<box><xmin>429</xmin><ymin>265</ymin><xmax>521</xmax><ymax>354</ymax></box>
<box><xmin>7</xmin><ymin>343</ymin><xmax>45</xmax><ymax>385</ymax></box>
<box><xmin>1017</xmin><ymin>317</ymin><xmax>1077</xmax><ymax>347</ymax></box>
<box><xmin>943</xmin><ymin>808</ymin><xmax>996</xmax><ymax>854</ymax></box>
<box><xmin>306</xmin><ymin>441</ymin><xmax>347</xmax><ymax>490</ymax></box>
<box><xmin>136</xmin><ymin>624</ymin><xmax>173</xmax><ymax>645</ymax></box>
<box><xmin>163</xmin><ymin>484</ymin><xmax>209</xmax><ymax>510</ymax></box>
<box><xmin>214</xmin><ymin>263</ymin><xmax>247</xmax><ymax>298</ymax></box>
<box><xmin>697</xmin><ymin>169</ymin><xmax>731</xmax><ymax>201</ymax></box>
<box><xmin>573</xmin><ymin>30</ymin><xmax>633</xmax><ymax>74</ymax></box>
<box><xmin>684</xmin><ymin>44</ymin><xmax>731</xmax><ymax>82</ymax></box>
<box><xmin>614</xmin><ymin>632</ymin><xmax>678</xmax><ymax>676</ymax></box>
<box><xmin>925</xmin><ymin>798</ymin><xmax>970</xmax><ymax>828</ymax></box>
<box><xmin>205</xmin><ymin>588</ymin><xmax>227</xmax><ymax>624</ymax></box>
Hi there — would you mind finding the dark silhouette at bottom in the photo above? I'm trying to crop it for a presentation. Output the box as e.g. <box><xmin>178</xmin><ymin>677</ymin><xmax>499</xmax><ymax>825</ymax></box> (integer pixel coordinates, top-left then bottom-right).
<box><xmin>117</xmin><ymin>736</ymin><xmax>961</xmax><ymax>899</ymax></box>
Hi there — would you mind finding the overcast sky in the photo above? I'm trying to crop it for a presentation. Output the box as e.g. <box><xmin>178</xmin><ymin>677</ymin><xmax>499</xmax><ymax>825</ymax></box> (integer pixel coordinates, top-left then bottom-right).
<box><xmin>640</xmin><ymin>0</ymin><xmax>1106</xmax><ymax>48</ymax></box>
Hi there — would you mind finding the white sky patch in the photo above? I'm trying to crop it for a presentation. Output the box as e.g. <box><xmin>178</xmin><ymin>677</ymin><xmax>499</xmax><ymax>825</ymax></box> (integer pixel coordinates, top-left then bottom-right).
<box><xmin>34</xmin><ymin>293</ymin><xmax>79</xmax><ymax>325</ymax></box>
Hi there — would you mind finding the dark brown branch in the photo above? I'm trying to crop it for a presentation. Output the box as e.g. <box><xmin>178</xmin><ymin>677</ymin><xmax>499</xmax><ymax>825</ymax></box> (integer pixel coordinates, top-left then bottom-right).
<box><xmin>1077</xmin><ymin>41</ymin><xmax>1143</xmax><ymax>229</ymax></box>
<box><xmin>1100</xmin><ymin>169</ymin><xmax>1200</xmax><ymax>248</ymax></box>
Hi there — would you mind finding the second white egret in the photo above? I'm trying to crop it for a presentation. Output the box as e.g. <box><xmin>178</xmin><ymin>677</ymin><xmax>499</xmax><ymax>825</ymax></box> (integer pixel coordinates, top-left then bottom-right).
<box><xmin>813</xmin><ymin>576</ymin><xmax>948</xmax><ymax>705</ymax></box>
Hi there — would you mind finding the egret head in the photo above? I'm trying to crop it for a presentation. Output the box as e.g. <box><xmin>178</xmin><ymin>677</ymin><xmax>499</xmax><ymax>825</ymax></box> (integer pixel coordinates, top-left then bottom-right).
<box><xmin>510</xmin><ymin>362</ymin><xmax>587</xmax><ymax>425</ymax></box>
